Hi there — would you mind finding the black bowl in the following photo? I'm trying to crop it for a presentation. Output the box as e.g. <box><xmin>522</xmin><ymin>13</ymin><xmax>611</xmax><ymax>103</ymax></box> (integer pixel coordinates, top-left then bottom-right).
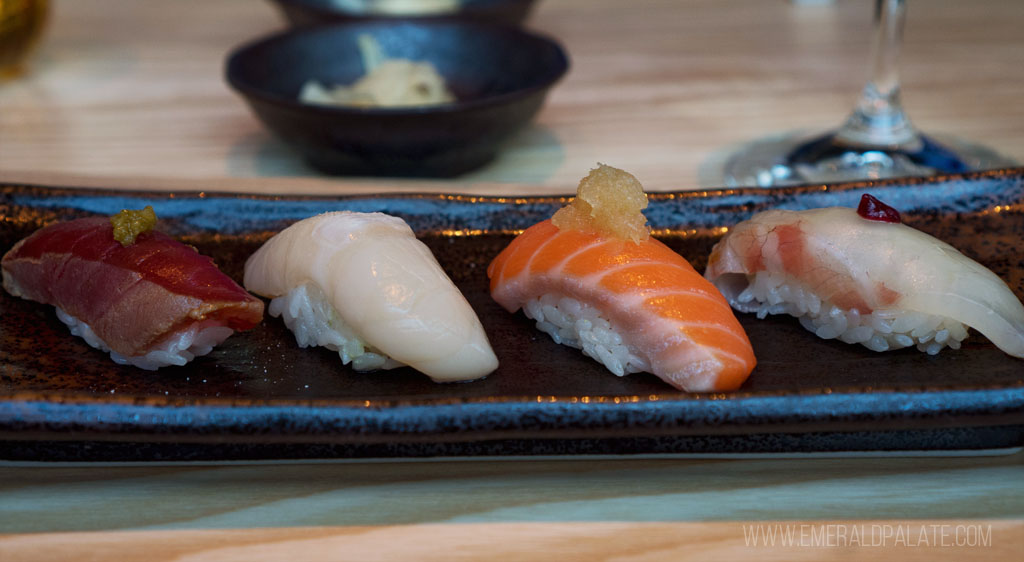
<box><xmin>225</xmin><ymin>21</ymin><xmax>568</xmax><ymax>177</ymax></box>
<box><xmin>270</xmin><ymin>0</ymin><xmax>538</xmax><ymax>27</ymax></box>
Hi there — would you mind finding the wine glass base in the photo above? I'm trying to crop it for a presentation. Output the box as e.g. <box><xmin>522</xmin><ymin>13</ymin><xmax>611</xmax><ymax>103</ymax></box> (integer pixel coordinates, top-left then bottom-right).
<box><xmin>700</xmin><ymin>130</ymin><xmax>1019</xmax><ymax>188</ymax></box>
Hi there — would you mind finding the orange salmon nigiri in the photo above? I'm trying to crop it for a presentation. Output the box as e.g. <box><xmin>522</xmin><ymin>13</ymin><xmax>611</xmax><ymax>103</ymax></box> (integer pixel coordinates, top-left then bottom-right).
<box><xmin>487</xmin><ymin>164</ymin><xmax>756</xmax><ymax>392</ymax></box>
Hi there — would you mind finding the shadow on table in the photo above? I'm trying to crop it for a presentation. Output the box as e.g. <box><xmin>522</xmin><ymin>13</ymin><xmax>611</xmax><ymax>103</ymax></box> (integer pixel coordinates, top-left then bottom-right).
<box><xmin>1</xmin><ymin>452</ymin><xmax>1021</xmax><ymax>533</ymax></box>
<box><xmin>225</xmin><ymin>125</ymin><xmax>565</xmax><ymax>185</ymax></box>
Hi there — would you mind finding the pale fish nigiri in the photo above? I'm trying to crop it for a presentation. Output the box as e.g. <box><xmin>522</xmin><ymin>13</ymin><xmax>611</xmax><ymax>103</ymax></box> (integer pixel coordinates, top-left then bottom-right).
<box><xmin>243</xmin><ymin>211</ymin><xmax>498</xmax><ymax>382</ymax></box>
<box><xmin>488</xmin><ymin>164</ymin><xmax>756</xmax><ymax>392</ymax></box>
<box><xmin>704</xmin><ymin>194</ymin><xmax>1024</xmax><ymax>358</ymax></box>
<box><xmin>1</xmin><ymin>208</ymin><xmax>264</xmax><ymax>370</ymax></box>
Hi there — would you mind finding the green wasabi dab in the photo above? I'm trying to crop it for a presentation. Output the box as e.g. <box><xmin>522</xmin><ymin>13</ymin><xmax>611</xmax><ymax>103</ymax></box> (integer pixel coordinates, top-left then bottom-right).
<box><xmin>110</xmin><ymin>205</ymin><xmax>157</xmax><ymax>246</ymax></box>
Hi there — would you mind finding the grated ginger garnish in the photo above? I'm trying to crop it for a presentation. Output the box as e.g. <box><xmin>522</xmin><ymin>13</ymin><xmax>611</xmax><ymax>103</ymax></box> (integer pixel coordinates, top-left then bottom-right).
<box><xmin>551</xmin><ymin>163</ymin><xmax>650</xmax><ymax>243</ymax></box>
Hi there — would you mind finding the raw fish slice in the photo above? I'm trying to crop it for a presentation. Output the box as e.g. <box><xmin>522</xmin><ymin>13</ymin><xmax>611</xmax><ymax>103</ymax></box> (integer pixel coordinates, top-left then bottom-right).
<box><xmin>489</xmin><ymin>218</ymin><xmax>756</xmax><ymax>392</ymax></box>
<box><xmin>2</xmin><ymin>217</ymin><xmax>264</xmax><ymax>368</ymax></box>
<box><xmin>705</xmin><ymin>204</ymin><xmax>1024</xmax><ymax>358</ymax></box>
<box><xmin>243</xmin><ymin>211</ymin><xmax>497</xmax><ymax>382</ymax></box>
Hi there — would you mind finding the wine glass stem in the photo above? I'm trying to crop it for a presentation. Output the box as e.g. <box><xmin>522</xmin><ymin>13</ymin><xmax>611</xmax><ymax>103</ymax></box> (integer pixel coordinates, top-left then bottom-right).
<box><xmin>835</xmin><ymin>0</ymin><xmax>919</xmax><ymax>148</ymax></box>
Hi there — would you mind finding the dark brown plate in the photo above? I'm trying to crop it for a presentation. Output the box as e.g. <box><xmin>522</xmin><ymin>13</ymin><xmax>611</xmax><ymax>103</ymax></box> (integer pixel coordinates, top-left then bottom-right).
<box><xmin>2</xmin><ymin>170</ymin><xmax>1024</xmax><ymax>461</ymax></box>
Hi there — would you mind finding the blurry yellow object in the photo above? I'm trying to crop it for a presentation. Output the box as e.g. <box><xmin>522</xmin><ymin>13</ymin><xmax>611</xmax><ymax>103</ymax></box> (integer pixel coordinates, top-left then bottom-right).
<box><xmin>0</xmin><ymin>0</ymin><xmax>48</xmax><ymax>79</ymax></box>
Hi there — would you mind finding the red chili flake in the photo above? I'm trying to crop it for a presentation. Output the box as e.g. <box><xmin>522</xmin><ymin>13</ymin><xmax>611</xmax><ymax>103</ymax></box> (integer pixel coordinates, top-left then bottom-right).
<box><xmin>856</xmin><ymin>194</ymin><xmax>901</xmax><ymax>223</ymax></box>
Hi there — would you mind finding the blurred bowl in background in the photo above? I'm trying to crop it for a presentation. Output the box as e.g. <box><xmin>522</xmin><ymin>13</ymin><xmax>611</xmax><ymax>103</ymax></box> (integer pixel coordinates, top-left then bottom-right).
<box><xmin>225</xmin><ymin>20</ymin><xmax>568</xmax><ymax>177</ymax></box>
<box><xmin>269</xmin><ymin>0</ymin><xmax>538</xmax><ymax>27</ymax></box>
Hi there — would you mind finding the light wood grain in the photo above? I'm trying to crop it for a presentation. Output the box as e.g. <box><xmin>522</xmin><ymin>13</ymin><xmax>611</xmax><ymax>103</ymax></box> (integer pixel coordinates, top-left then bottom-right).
<box><xmin>2</xmin><ymin>520</ymin><xmax>1022</xmax><ymax>561</ymax></box>
<box><xmin>0</xmin><ymin>0</ymin><xmax>1021</xmax><ymax>195</ymax></box>
<box><xmin>2</xmin><ymin>455</ymin><xmax>1024</xmax><ymax>533</ymax></box>
<box><xmin>1</xmin><ymin>454</ymin><xmax>1023</xmax><ymax>560</ymax></box>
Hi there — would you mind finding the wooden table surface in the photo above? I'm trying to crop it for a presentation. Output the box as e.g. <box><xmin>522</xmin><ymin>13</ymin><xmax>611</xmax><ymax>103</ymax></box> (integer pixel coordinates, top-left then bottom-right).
<box><xmin>1</xmin><ymin>0</ymin><xmax>1023</xmax><ymax>560</ymax></box>
<box><xmin>1</xmin><ymin>0</ymin><xmax>1022</xmax><ymax>195</ymax></box>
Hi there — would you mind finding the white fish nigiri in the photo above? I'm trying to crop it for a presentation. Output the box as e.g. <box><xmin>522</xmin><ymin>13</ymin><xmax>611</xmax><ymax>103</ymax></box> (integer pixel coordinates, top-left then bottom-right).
<box><xmin>704</xmin><ymin>195</ymin><xmax>1024</xmax><ymax>358</ymax></box>
<box><xmin>243</xmin><ymin>211</ymin><xmax>498</xmax><ymax>382</ymax></box>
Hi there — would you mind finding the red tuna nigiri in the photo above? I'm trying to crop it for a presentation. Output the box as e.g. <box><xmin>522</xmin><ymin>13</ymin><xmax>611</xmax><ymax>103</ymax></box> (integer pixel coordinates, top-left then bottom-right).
<box><xmin>2</xmin><ymin>214</ymin><xmax>264</xmax><ymax>369</ymax></box>
<box><xmin>488</xmin><ymin>165</ymin><xmax>756</xmax><ymax>392</ymax></box>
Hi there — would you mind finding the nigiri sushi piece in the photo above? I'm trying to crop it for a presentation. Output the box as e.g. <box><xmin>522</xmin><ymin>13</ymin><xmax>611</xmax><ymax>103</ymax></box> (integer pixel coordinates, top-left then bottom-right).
<box><xmin>1</xmin><ymin>208</ymin><xmax>265</xmax><ymax>370</ymax></box>
<box><xmin>488</xmin><ymin>164</ymin><xmax>756</xmax><ymax>392</ymax></box>
<box><xmin>243</xmin><ymin>211</ymin><xmax>497</xmax><ymax>383</ymax></box>
<box><xmin>704</xmin><ymin>194</ymin><xmax>1024</xmax><ymax>358</ymax></box>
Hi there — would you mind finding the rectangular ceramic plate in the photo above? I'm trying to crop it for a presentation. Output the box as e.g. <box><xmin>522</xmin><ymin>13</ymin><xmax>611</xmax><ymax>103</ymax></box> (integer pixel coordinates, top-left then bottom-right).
<box><xmin>2</xmin><ymin>170</ymin><xmax>1024</xmax><ymax>462</ymax></box>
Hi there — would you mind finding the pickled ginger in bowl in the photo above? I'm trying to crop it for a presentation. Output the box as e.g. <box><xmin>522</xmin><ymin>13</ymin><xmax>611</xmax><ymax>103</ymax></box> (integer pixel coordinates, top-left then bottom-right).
<box><xmin>225</xmin><ymin>20</ymin><xmax>568</xmax><ymax>177</ymax></box>
<box><xmin>296</xmin><ymin>33</ymin><xmax>457</xmax><ymax>109</ymax></box>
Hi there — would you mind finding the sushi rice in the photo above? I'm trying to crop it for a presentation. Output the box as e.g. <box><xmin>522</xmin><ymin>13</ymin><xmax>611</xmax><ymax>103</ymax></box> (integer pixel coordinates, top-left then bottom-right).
<box><xmin>55</xmin><ymin>307</ymin><xmax>236</xmax><ymax>370</ymax></box>
<box><xmin>523</xmin><ymin>294</ymin><xmax>650</xmax><ymax>377</ymax></box>
<box><xmin>268</xmin><ymin>283</ymin><xmax>403</xmax><ymax>371</ymax></box>
<box><xmin>733</xmin><ymin>270</ymin><xmax>969</xmax><ymax>354</ymax></box>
